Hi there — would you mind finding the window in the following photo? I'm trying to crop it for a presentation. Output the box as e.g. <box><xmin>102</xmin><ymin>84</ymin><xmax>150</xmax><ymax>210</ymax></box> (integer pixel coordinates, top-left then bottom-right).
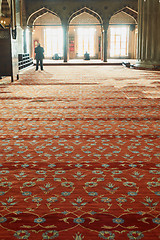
<box><xmin>77</xmin><ymin>28</ymin><xmax>95</xmax><ymax>57</ymax></box>
<box><xmin>44</xmin><ymin>28</ymin><xmax>63</xmax><ymax>58</ymax></box>
<box><xmin>110</xmin><ymin>26</ymin><xmax>129</xmax><ymax>57</ymax></box>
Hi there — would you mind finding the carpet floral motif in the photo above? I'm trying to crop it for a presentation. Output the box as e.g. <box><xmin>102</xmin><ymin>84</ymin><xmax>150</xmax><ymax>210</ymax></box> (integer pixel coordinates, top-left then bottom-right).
<box><xmin>0</xmin><ymin>67</ymin><xmax>160</xmax><ymax>239</ymax></box>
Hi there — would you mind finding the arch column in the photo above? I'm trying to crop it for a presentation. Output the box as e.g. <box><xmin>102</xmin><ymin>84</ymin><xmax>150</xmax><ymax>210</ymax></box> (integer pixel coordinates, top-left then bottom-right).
<box><xmin>102</xmin><ymin>21</ymin><xmax>109</xmax><ymax>62</ymax></box>
<box><xmin>62</xmin><ymin>21</ymin><xmax>69</xmax><ymax>62</ymax></box>
<box><xmin>136</xmin><ymin>0</ymin><xmax>160</xmax><ymax>68</ymax></box>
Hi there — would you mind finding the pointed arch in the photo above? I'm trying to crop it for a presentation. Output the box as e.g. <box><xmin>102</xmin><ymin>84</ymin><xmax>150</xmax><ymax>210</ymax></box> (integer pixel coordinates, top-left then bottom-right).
<box><xmin>69</xmin><ymin>7</ymin><xmax>103</xmax><ymax>25</ymax></box>
<box><xmin>27</xmin><ymin>7</ymin><xmax>61</xmax><ymax>26</ymax></box>
<box><xmin>113</xmin><ymin>6</ymin><xmax>138</xmax><ymax>23</ymax></box>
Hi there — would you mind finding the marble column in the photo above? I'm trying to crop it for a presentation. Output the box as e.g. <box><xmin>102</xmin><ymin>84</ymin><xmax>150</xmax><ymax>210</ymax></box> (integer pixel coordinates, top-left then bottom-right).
<box><xmin>101</xmin><ymin>30</ymin><xmax>104</xmax><ymax>61</ymax></box>
<box><xmin>136</xmin><ymin>0</ymin><xmax>160</xmax><ymax>68</ymax></box>
<box><xmin>103</xmin><ymin>22</ymin><xmax>109</xmax><ymax>62</ymax></box>
<box><xmin>28</xmin><ymin>26</ymin><xmax>33</xmax><ymax>57</ymax></box>
<box><xmin>62</xmin><ymin>22</ymin><xmax>69</xmax><ymax>62</ymax></box>
<box><xmin>23</xmin><ymin>28</ymin><xmax>27</xmax><ymax>53</ymax></box>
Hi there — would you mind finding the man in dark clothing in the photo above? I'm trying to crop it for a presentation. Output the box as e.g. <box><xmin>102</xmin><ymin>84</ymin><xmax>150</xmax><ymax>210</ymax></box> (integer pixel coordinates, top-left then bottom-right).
<box><xmin>35</xmin><ymin>43</ymin><xmax>44</xmax><ymax>71</ymax></box>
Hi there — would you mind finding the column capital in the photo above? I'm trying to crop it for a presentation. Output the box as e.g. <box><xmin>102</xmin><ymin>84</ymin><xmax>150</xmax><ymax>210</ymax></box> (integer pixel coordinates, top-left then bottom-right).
<box><xmin>27</xmin><ymin>25</ymin><xmax>33</xmax><ymax>32</ymax></box>
<box><xmin>102</xmin><ymin>20</ymin><xmax>109</xmax><ymax>31</ymax></box>
<box><xmin>61</xmin><ymin>18</ymin><xmax>69</xmax><ymax>28</ymax></box>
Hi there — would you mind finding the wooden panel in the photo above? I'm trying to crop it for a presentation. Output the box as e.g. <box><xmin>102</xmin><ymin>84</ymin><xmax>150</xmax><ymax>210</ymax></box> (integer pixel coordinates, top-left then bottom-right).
<box><xmin>0</xmin><ymin>30</ymin><xmax>12</xmax><ymax>76</ymax></box>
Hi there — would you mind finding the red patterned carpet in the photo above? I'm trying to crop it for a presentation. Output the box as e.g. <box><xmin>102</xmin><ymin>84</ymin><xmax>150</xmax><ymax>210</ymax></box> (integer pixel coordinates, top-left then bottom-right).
<box><xmin>0</xmin><ymin>66</ymin><xmax>160</xmax><ymax>240</ymax></box>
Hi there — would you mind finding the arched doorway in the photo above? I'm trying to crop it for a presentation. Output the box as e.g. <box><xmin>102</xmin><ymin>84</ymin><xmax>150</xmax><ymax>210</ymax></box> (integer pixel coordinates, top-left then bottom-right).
<box><xmin>27</xmin><ymin>8</ymin><xmax>62</xmax><ymax>60</ymax></box>
<box><xmin>108</xmin><ymin>8</ymin><xmax>137</xmax><ymax>59</ymax></box>
<box><xmin>68</xmin><ymin>8</ymin><xmax>102</xmax><ymax>60</ymax></box>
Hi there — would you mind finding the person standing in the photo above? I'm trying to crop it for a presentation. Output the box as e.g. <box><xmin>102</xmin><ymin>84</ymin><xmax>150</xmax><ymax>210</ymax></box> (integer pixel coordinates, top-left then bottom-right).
<box><xmin>35</xmin><ymin>43</ymin><xmax>44</xmax><ymax>71</ymax></box>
